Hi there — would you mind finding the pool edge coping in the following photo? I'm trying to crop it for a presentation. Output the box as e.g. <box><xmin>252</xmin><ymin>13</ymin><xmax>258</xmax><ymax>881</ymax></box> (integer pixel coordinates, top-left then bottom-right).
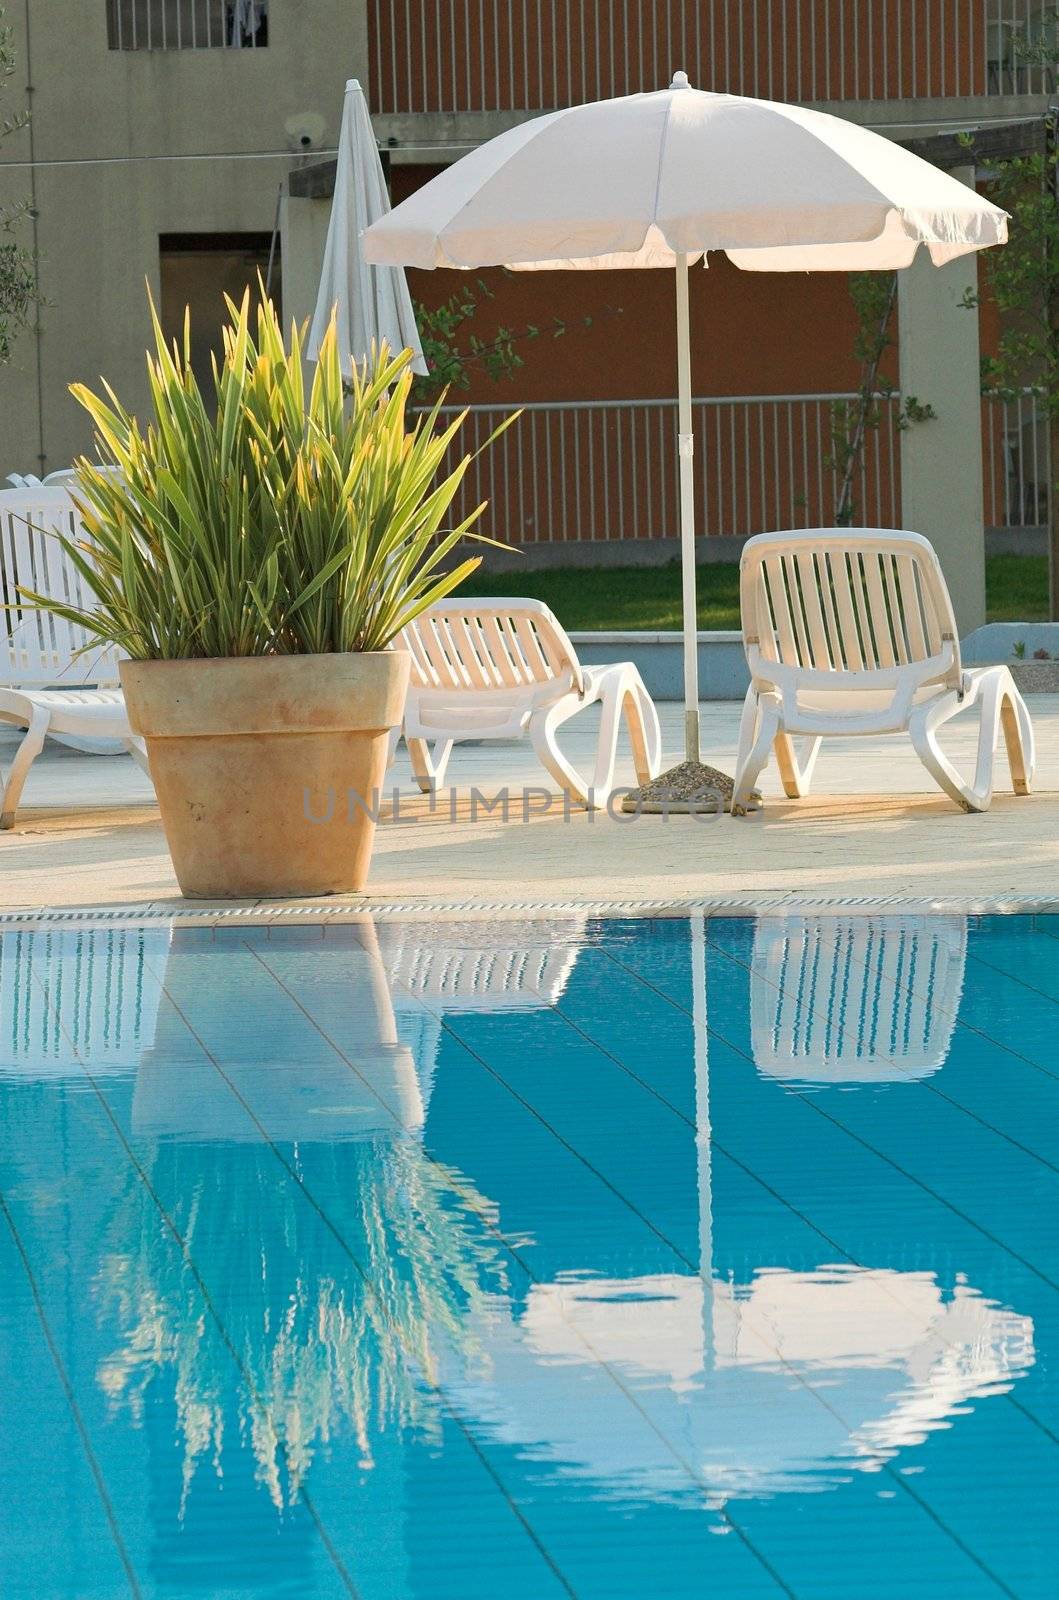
<box><xmin>2</xmin><ymin>892</ymin><xmax>1059</xmax><ymax>929</ymax></box>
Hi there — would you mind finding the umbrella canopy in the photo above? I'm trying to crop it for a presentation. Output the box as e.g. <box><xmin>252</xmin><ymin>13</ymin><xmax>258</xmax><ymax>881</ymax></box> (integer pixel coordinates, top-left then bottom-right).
<box><xmin>308</xmin><ymin>79</ymin><xmax>426</xmax><ymax>378</ymax></box>
<box><xmin>363</xmin><ymin>74</ymin><xmax>1007</xmax><ymax>781</ymax></box>
<box><xmin>363</xmin><ymin>78</ymin><xmax>1006</xmax><ymax>272</ymax></box>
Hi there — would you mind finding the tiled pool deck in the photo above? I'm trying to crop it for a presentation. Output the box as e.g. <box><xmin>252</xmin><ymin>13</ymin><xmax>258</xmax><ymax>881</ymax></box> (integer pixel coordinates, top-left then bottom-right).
<box><xmin>3</xmin><ymin>698</ymin><xmax>1058</xmax><ymax>919</ymax></box>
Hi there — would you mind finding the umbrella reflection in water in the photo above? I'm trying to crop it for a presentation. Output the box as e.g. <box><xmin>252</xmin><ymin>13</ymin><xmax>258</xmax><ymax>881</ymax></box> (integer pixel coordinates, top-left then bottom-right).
<box><xmin>434</xmin><ymin>913</ymin><xmax>1031</xmax><ymax>1507</ymax></box>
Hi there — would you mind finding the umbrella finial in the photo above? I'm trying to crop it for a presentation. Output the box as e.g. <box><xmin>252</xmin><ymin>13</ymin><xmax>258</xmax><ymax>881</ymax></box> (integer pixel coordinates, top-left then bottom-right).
<box><xmin>671</xmin><ymin>70</ymin><xmax>690</xmax><ymax>89</ymax></box>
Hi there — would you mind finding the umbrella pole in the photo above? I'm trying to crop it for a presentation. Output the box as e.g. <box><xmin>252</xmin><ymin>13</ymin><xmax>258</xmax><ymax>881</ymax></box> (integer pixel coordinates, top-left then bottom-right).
<box><xmin>692</xmin><ymin>912</ymin><xmax>714</xmax><ymax>1371</ymax></box>
<box><xmin>621</xmin><ymin>254</ymin><xmax>741</xmax><ymax>811</ymax></box>
<box><xmin>675</xmin><ymin>251</ymin><xmax>700</xmax><ymax>765</ymax></box>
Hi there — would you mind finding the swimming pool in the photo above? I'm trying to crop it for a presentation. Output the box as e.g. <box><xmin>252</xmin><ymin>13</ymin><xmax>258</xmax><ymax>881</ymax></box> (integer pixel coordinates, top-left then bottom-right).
<box><xmin>0</xmin><ymin>911</ymin><xmax>1055</xmax><ymax>1599</ymax></box>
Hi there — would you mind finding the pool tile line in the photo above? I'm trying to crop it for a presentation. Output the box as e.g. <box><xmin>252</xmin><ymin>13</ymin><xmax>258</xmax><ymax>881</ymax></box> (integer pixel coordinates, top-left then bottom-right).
<box><xmin>967</xmin><ymin>938</ymin><xmax>1059</xmax><ymax>1030</ymax></box>
<box><xmin>7</xmin><ymin>892</ymin><xmax>1059</xmax><ymax>933</ymax></box>
<box><xmin>21</xmin><ymin>953</ymin><xmax>365</xmax><ymax>1600</ymax></box>
<box><xmin>601</xmin><ymin>942</ymin><xmax>1059</xmax><ymax>1300</ymax></box>
<box><xmin>238</xmin><ymin>937</ymin><xmax>796</xmax><ymax>1600</ymax></box>
<box><xmin>142</xmin><ymin>947</ymin><xmax>585</xmax><ymax>1600</ymax></box>
<box><xmin>0</xmin><ymin>1184</ymin><xmax>143</xmax><ymax>1600</ymax></box>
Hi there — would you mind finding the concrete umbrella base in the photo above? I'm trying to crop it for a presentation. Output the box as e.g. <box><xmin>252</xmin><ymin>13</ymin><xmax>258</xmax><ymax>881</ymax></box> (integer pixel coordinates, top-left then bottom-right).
<box><xmin>121</xmin><ymin>651</ymin><xmax>410</xmax><ymax>899</ymax></box>
<box><xmin>621</xmin><ymin>760</ymin><xmax>759</xmax><ymax>815</ymax></box>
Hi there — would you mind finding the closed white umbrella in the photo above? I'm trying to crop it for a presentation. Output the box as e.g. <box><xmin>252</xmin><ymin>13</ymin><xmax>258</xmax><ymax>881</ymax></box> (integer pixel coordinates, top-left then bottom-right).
<box><xmin>364</xmin><ymin>74</ymin><xmax>1007</xmax><ymax>799</ymax></box>
<box><xmin>308</xmin><ymin>79</ymin><xmax>426</xmax><ymax>379</ymax></box>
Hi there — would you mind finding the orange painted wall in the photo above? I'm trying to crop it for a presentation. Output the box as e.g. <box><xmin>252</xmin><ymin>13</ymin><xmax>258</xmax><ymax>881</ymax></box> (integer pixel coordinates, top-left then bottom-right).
<box><xmin>372</xmin><ymin>0</ymin><xmax>987</xmax><ymax>113</ymax></box>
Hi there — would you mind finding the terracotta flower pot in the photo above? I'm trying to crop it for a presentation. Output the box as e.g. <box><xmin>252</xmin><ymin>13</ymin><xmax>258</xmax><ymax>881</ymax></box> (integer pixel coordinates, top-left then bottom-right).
<box><xmin>120</xmin><ymin>652</ymin><xmax>410</xmax><ymax>899</ymax></box>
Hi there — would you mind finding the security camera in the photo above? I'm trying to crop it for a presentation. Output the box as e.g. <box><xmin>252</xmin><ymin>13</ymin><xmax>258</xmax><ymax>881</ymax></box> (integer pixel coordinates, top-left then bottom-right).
<box><xmin>285</xmin><ymin>112</ymin><xmax>326</xmax><ymax>153</ymax></box>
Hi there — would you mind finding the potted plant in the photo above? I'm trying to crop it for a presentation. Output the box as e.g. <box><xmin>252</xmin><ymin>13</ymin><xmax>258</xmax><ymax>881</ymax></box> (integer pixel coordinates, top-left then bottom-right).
<box><xmin>23</xmin><ymin>292</ymin><xmax>506</xmax><ymax>898</ymax></box>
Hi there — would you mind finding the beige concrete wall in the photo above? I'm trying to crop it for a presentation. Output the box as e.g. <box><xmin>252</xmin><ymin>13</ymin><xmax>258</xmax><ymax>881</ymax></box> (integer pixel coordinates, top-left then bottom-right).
<box><xmin>897</xmin><ymin>165</ymin><xmax>987</xmax><ymax>636</ymax></box>
<box><xmin>279</xmin><ymin>194</ymin><xmax>331</xmax><ymax>329</ymax></box>
<box><xmin>0</xmin><ymin>1</ymin><xmax>368</xmax><ymax>474</ymax></box>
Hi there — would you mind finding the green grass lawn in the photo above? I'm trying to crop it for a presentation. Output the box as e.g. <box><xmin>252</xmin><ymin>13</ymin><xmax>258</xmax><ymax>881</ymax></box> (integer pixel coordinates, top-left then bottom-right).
<box><xmin>460</xmin><ymin>553</ymin><xmax>1050</xmax><ymax>630</ymax></box>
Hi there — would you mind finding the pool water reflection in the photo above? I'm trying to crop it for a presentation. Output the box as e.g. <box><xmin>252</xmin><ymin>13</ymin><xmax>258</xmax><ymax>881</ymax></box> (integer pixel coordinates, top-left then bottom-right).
<box><xmin>0</xmin><ymin>913</ymin><xmax>1055</xmax><ymax>1598</ymax></box>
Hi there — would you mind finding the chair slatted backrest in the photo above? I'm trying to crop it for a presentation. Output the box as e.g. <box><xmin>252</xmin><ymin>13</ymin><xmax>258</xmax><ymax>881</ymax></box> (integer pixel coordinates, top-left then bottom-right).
<box><xmin>396</xmin><ymin>599</ymin><xmax>584</xmax><ymax>696</ymax></box>
<box><xmin>740</xmin><ymin>529</ymin><xmax>960</xmax><ymax>687</ymax></box>
<box><xmin>0</xmin><ymin>487</ymin><xmax>120</xmax><ymax>688</ymax></box>
<box><xmin>750</xmin><ymin>915</ymin><xmax>967</xmax><ymax>1083</ymax></box>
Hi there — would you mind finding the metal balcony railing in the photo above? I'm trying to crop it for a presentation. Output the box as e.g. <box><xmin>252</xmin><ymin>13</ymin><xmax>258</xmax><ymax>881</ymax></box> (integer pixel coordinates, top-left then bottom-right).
<box><xmin>421</xmin><ymin>391</ymin><xmax>1045</xmax><ymax>551</ymax></box>
<box><xmin>428</xmin><ymin>394</ymin><xmax>903</xmax><ymax>548</ymax></box>
<box><xmin>983</xmin><ymin>390</ymin><xmax>1051</xmax><ymax>532</ymax></box>
<box><xmin>369</xmin><ymin>0</ymin><xmax>1059</xmax><ymax>115</ymax></box>
<box><xmin>107</xmin><ymin>0</ymin><xmax>268</xmax><ymax>50</ymax></box>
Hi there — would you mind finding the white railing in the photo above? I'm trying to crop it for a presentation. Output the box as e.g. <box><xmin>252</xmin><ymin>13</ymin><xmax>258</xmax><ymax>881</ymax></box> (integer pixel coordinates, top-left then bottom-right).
<box><xmin>986</xmin><ymin>1</ymin><xmax>1059</xmax><ymax>94</ymax></box>
<box><xmin>370</xmin><ymin>1</ymin><xmax>1054</xmax><ymax>115</ymax></box>
<box><xmin>107</xmin><ymin>0</ymin><xmax>268</xmax><ymax>50</ymax></box>
<box><xmin>983</xmin><ymin>392</ymin><xmax>1051</xmax><ymax>531</ymax></box>
<box><xmin>431</xmin><ymin>394</ymin><xmax>902</xmax><ymax>548</ymax></box>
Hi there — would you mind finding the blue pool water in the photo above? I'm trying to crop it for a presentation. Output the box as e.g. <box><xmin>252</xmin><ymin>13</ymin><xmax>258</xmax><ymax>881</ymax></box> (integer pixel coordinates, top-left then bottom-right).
<box><xmin>1</xmin><ymin>911</ymin><xmax>1056</xmax><ymax>1599</ymax></box>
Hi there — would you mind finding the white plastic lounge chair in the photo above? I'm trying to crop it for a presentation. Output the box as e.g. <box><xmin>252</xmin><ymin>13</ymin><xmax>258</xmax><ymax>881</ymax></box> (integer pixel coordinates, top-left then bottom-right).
<box><xmin>0</xmin><ymin>487</ymin><xmax>148</xmax><ymax>828</ymax></box>
<box><xmin>394</xmin><ymin>598</ymin><xmax>661</xmax><ymax>804</ymax></box>
<box><xmin>732</xmin><ymin>528</ymin><xmax>1035</xmax><ymax>815</ymax></box>
<box><xmin>750</xmin><ymin>914</ymin><xmax>967</xmax><ymax>1084</ymax></box>
<box><xmin>42</xmin><ymin>465</ymin><xmax>122</xmax><ymax>487</ymax></box>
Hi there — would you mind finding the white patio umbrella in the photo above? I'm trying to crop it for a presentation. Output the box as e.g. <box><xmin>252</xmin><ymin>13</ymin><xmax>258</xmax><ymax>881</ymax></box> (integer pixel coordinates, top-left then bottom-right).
<box><xmin>363</xmin><ymin>73</ymin><xmax>1007</xmax><ymax>799</ymax></box>
<box><xmin>308</xmin><ymin>79</ymin><xmax>426</xmax><ymax>379</ymax></box>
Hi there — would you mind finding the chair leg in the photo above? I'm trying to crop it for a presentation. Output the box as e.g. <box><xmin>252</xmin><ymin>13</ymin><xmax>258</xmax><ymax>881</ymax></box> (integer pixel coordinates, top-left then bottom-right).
<box><xmin>124</xmin><ymin>736</ymin><xmax>152</xmax><ymax>777</ymax></box>
<box><xmin>529</xmin><ymin>697</ymin><xmax>594</xmax><ymax>806</ymax></box>
<box><xmin>406</xmin><ymin>736</ymin><xmax>453</xmax><ymax>794</ymax></box>
<box><xmin>732</xmin><ymin>692</ymin><xmax>779</xmax><ymax>816</ymax></box>
<box><xmin>625</xmin><ymin>677</ymin><xmax>662</xmax><ymax>785</ymax></box>
<box><xmin>384</xmin><ymin>726</ymin><xmax>401</xmax><ymax>772</ymax></box>
<box><xmin>909</xmin><ymin>704</ymin><xmax>982</xmax><ymax>813</ymax></box>
<box><xmin>909</xmin><ymin>686</ymin><xmax>990</xmax><ymax>813</ymax></box>
<box><xmin>0</xmin><ymin>706</ymin><xmax>50</xmax><ymax>829</ymax></box>
<box><xmin>911</xmin><ymin>669</ymin><xmax>1035</xmax><ymax>814</ymax></box>
<box><xmin>590</xmin><ymin>671</ymin><xmax>662</xmax><ymax>798</ymax></box>
<box><xmin>773</xmin><ymin>732</ymin><xmax>822</xmax><ymax>799</ymax></box>
<box><xmin>998</xmin><ymin>675</ymin><xmax>1034</xmax><ymax>795</ymax></box>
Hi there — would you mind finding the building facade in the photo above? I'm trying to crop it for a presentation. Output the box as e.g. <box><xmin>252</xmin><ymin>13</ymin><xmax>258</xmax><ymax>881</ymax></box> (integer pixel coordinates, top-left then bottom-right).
<box><xmin>1</xmin><ymin>3</ymin><xmax>1055</xmax><ymax>624</ymax></box>
<box><xmin>0</xmin><ymin>1</ymin><xmax>365</xmax><ymax>474</ymax></box>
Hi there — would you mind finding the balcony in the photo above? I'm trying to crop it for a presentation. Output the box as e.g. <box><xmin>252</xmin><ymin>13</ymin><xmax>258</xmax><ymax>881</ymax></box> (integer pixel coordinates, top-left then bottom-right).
<box><xmin>107</xmin><ymin>0</ymin><xmax>268</xmax><ymax>50</ymax></box>
<box><xmin>369</xmin><ymin>0</ymin><xmax>1057</xmax><ymax>116</ymax></box>
<box><xmin>416</xmin><ymin>392</ymin><xmax>1038</xmax><ymax>552</ymax></box>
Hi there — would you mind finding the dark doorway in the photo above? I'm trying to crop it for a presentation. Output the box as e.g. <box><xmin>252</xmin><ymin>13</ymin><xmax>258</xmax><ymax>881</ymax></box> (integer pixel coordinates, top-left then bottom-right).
<box><xmin>158</xmin><ymin>232</ymin><xmax>280</xmax><ymax>400</ymax></box>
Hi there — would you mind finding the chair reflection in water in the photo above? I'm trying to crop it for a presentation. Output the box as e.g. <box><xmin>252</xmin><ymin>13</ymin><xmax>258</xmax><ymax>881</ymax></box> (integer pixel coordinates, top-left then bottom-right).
<box><xmin>0</xmin><ymin>925</ymin><xmax>169</xmax><ymax>1077</ymax></box>
<box><xmin>751</xmin><ymin>914</ymin><xmax>968</xmax><ymax>1085</ymax></box>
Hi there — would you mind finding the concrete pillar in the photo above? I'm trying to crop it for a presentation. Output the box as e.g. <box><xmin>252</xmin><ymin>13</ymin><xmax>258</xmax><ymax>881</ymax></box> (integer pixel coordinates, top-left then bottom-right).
<box><xmin>278</xmin><ymin>193</ymin><xmax>331</xmax><ymax>330</ymax></box>
<box><xmin>897</xmin><ymin>165</ymin><xmax>986</xmax><ymax>636</ymax></box>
